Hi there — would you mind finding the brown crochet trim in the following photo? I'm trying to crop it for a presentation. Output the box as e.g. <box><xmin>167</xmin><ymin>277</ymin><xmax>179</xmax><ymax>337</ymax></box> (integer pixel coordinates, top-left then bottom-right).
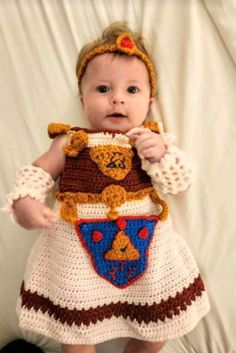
<box><xmin>69</xmin><ymin>121</ymin><xmax>160</xmax><ymax>134</ymax></box>
<box><xmin>48</xmin><ymin>120</ymin><xmax>160</xmax><ymax>139</ymax></box>
<box><xmin>20</xmin><ymin>275</ymin><xmax>205</xmax><ymax>327</ymax></box>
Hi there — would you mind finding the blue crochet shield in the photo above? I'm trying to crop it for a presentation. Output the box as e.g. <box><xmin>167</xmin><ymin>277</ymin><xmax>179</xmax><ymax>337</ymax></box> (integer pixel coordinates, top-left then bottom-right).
<box><xmin>76</xmin><ymin>216</ymin><xmax>158</xmax><ymax>288</ymax></box>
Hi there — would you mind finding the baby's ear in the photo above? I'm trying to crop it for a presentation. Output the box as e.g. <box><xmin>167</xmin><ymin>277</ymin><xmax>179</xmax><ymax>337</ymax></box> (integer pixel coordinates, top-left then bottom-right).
<box><xmin>79</xmin><ymin>94</ymin><xmax>84</xmax><ymax>108</ymax></box>
<box><xmin>149</xmin><ymin>97</ymin><xmax>154</xmax><ymax>109</ymax></box>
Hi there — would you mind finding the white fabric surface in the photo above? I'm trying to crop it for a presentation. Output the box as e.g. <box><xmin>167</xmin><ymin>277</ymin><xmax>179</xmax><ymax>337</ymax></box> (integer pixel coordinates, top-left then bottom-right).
<box><xmin>0</xmin><ymin>0</ymin><xmax>235</xmax><ymax>352</ymax></box>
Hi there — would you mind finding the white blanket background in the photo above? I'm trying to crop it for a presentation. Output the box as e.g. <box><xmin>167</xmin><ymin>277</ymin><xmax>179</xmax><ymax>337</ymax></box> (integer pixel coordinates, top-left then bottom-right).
<box><xmin>0</xmin><ymin>1</ymin><xmax>236</xmax><ymax>352</ymax></box>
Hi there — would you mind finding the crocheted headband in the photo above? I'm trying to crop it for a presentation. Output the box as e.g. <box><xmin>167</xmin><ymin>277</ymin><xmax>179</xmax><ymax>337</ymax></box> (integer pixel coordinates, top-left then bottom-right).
<box><xmin>77</xmin><ymin>32</ymin><xmax>156</xmax><ymax>97</ymax></box>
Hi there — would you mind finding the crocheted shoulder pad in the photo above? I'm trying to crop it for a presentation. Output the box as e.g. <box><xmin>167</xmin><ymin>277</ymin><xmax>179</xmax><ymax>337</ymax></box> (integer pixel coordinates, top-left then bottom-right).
<box><xmin>48</xmin><ymin>121</ymin><xmax>162</xmax><ymax>139</ymax></box>
<box><xmin>143</xmin><ymin>121</ymin><xmax>161</xmax><ymax>133</ymax></box>
<box><xmin>48</xmin><ymin>123</ymin><xmax>71</xmax><ymax>139</ymax></box>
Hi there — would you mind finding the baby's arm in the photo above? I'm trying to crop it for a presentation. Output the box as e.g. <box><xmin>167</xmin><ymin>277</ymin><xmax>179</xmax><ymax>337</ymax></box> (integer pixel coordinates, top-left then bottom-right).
<box><xmin>127</xmin><ymin>126</ymin><xmax>192</xmax><ymax>194</ymax></box>
<box><xmin>8</xmin><ymin>135</ymin><xmax>67</xmax><ymax>229</ymax></box>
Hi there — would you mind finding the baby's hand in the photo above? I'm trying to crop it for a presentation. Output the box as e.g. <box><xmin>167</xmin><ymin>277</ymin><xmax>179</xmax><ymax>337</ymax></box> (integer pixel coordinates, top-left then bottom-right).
<box><xmin>13</xmin><ymin>197</ymin><xmax>58</xmax><ymax>230</ymax></box>
<box><xmin>126</xmin><ymin>127</ymin><xmax>166</xmax><ymax>163</ymax></box>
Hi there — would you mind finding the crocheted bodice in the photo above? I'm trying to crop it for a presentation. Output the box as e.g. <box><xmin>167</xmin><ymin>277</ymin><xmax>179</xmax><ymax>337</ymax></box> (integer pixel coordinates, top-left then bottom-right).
<box><xmin>48</xmin><ymin>123</ymin><xmax>168</xmax><ymax>224</ymax></box>
<box><xmin>59</xmin><ymin>131</ymin><xmax>152</xmax><ymax>194</ymax></box>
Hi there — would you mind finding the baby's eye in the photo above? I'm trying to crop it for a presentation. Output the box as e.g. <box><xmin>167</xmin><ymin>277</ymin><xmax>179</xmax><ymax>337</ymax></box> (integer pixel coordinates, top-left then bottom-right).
<box><xmin>127</xmin><ymin>86</ymin><xmax>139</xmax><ymax>94</ymax></box>
<box><xmin>96</xmin><ymin>85</ymin><xmax>110</xmax><ymax>93</ymax></box>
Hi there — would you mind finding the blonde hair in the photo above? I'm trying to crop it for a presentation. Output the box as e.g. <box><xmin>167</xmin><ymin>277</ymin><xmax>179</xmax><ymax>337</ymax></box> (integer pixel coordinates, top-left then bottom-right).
<box><xmin>76</xmin><ymin>22</ymin><xmax>157</xmax><ymax>96</ymax></box>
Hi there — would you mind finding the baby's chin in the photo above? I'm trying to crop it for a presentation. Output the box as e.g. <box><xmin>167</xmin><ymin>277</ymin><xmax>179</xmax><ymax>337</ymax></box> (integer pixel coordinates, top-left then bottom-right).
<box><xmin>89</xmin><ymin>121</ymin><xmax>131</xmax><ymax>133</ymax></box>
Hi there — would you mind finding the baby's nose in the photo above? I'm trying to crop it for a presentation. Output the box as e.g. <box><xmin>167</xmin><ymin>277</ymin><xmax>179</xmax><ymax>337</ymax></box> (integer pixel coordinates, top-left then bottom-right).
<box><xmin>112</xmin><ymin>98</ymin><xmax>125</xmax><ymax>105</ymax></box>
<box><xmin>111</xmin><ymin>92</ymin><xmax>125</xmax><ymax>105</ymax></box>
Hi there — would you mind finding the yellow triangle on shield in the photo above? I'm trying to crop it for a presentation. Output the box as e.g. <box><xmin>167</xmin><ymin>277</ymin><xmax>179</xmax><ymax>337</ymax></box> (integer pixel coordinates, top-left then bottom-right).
<box><xmin>104</xmin><ymin>231</ymin><xmax>140</xmax><ymax>261</ymax></box>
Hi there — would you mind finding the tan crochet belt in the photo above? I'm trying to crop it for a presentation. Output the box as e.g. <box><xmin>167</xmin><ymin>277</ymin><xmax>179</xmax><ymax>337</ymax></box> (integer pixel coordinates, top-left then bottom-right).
<box><xmin>56</xmin><ymin>185</ymin><xmax>168</xmax><ymax>224</ymax></box>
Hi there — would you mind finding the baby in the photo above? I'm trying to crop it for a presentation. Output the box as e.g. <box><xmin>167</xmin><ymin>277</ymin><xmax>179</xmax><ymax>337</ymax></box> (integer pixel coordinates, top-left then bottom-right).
<box><xmin>5</xmin><ymin>22</ymin><xmax>210</xmax><ymax>353</ymax></box>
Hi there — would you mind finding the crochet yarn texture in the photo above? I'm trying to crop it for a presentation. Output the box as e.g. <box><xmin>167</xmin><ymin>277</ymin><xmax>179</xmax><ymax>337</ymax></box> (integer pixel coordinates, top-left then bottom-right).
<box><xmin>16</xmin><ymin>122</ymin><xmax>210</xmax><ymax>344</ymax></box>
<box><xmin>76</xmin><ymin>32</ymin><xmax>156</xmax><ymax>97</ymax></box>
<box><xmin>53</xmin><ymin>123</ymin><xmax>169</xmax><ymax>224</ymax></box>
<box><xmin>3</xmin><ymin>165</ymin><xmax>54</xmax><ymax>221</ymax></box>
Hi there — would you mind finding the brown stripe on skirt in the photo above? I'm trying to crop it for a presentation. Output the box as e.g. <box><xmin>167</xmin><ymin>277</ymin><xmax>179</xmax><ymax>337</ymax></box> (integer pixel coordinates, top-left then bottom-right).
<box><xmin>20</xmin><ymin>275</ymin><xmax>205</xmax><ymax>327</ymax></box>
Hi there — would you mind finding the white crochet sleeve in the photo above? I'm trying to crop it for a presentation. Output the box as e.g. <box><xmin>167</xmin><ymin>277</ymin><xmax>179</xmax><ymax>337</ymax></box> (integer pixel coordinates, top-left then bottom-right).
<box><xmin>141</xmin><ymin>133</ymin><xmax>193</xmax><ymax>194</ymax></box>
<box><xmin>2</xmin><ymin>165</ymin><xmax>54</xmax><ymax>220</ymax></box>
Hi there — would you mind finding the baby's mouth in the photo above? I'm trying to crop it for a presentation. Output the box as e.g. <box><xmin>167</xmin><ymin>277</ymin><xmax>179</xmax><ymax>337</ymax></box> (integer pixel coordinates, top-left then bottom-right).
<box><xmin>107</xmin><ymin>113</ymin><xmax>127</xmax><ymax>118</ymax></box>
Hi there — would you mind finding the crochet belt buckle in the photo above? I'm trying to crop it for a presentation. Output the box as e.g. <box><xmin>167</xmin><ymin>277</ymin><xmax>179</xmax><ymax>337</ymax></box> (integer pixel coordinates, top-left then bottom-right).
<box><xmin>76</xmin><ymin>216</ymin><xmax>158</xmax><ymax>288</ymax></box>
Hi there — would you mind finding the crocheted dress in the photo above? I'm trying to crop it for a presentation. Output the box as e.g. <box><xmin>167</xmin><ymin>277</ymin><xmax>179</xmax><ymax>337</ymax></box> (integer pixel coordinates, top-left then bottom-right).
<box><xmin>17</xmin><ymin>122</ymin><xmax>210</xmax><ymax>344</ymax></box>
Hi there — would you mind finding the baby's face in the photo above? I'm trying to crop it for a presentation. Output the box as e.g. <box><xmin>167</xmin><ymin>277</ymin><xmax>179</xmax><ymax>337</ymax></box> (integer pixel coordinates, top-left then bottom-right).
<box><xmin>80</xmin><ymin>54</ymin><xmax>153</xmax><ymax>132</ymax></box>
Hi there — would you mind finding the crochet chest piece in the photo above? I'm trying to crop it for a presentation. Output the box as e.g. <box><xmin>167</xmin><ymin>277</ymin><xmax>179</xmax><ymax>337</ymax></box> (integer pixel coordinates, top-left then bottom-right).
<box><xmin>49</xmin><ymin>122</ymin><xmax>168</xmax><ymax>288</ymax></box>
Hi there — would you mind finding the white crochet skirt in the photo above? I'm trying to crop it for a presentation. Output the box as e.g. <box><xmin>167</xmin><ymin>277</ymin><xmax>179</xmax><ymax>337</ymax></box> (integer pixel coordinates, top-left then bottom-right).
<box><xmin>17</xmin><ymin>198</ymin><xmax>210</xmax><ymax>344</ymax></box>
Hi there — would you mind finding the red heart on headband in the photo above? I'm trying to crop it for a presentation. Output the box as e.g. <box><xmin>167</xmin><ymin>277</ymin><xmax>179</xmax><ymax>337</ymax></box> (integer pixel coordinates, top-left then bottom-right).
<box><xmin>120</xmin><ymin>37</ymin><xmax>134</xmax><ymax>49</ymax></box>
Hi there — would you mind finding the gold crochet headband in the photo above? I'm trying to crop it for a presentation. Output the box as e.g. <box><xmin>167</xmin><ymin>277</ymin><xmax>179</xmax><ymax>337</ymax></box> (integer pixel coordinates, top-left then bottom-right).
<box><xmin>77</xmin><ymin>33</ymin><xmax>156</xmax><ymax>97</ymax></box>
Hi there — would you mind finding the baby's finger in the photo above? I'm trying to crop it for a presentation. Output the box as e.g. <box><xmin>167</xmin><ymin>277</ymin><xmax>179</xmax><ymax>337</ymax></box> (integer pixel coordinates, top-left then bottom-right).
<box><xmin>42</xmin><ymin>207</ymin><xmax>57</xmax><ymax>218</ymax></box>
<box><xmin>141</xmin><ymin>146</ymin><xmax>156</xmax><ymax>158</ymax></box>
<box><xmin>42</xmin><ymin>207</ymin><xmax>58</xmax><ymax>223</ymax></box>
<box><xmin>134</xmin><ymin>132</ymin><xmax>154</xmax><ymax>147</ymax></box>
<box><xmin>41</xmin><ymin>220</ymin><xmax>55</xmax><ymax>229</ymax></box>
<box><xmin>137</xmin><ymin>151</ymin><xmax>144</xmax><ymax>160</ymax></box>
<box><xmin>126</xmin><ymin>126</ymin><xmax>148</xmax><ymax>137</ymax></box>
<box><xmin>136</xmin><ymin>139</ymin><xmax>156</xmax><ymax>152</ymax></box>
<box><xmin>39</xmin><ymin>215</ymin><xmax>55</xmax><ymax>229</ymax></box>
<box><xmin>29</xmin><ymin>215</ymin><xmax>54</xmax><ymax>230</ymax></box>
